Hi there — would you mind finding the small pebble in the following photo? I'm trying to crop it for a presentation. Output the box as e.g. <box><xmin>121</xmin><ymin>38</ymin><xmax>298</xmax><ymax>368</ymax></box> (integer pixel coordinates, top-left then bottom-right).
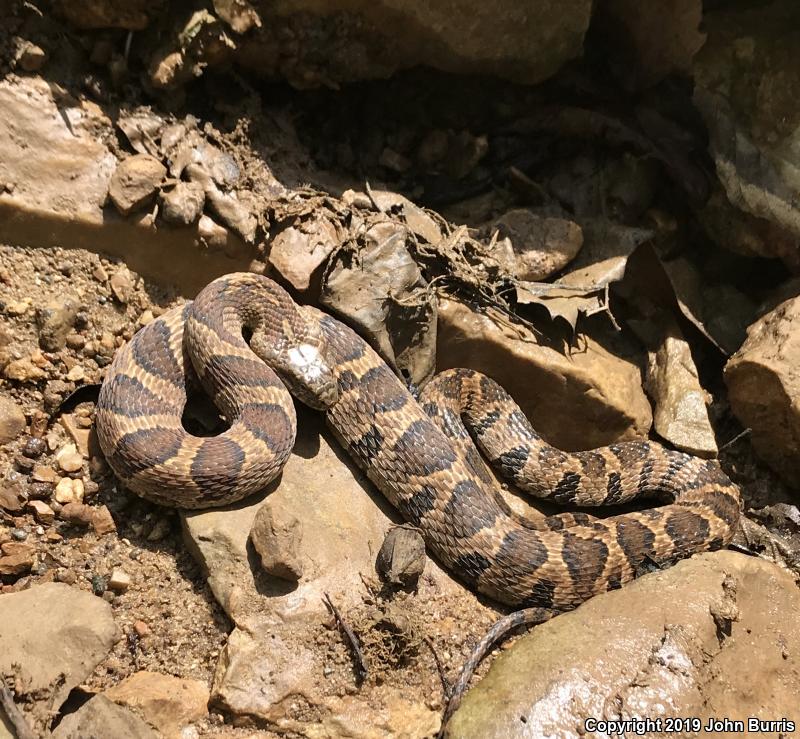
<box><xmin>91</xmin><ymin>574</ymin><xmax>106</xmax><ymax>595</ymax></box>
<box><xmin>32</xmin><ymin>465</ymin><xmax>57</xmax><ymax>483</ymax></box>
<box><xmin>29</xmin><ymin>482</ymin><xmax>53</xmax><ymax>499</ymax></box>
<box><xmin>15</xmin><ymin>455</ymin><xmax>34</xmax><ymax>472</ymax></box>
<box><xmin>27</xmin><ymin>500</ymin><xmax>55</xmax><ymax>524</ymax></box>
<box><xmin>22</xmin><ymin>437</ymin><xmax>46</xmax><ymax>458</ymax></box>
<box><xmin>133</xmin><ymin>620</ymin><xmax>150</xmax><ymax>637</ymax></box>
<box><xmin>55</xmin><ymin>568</ymin><xmax>76</xmax><ymax>584</ymax></box>
<box><xmin>54</xmin><ymin>477</ymin><xmax>84</xmax><ymax>504</ymax></box>
<box><xmin>11</xmin><ymin>528</ymin><xmax>27</xmax><ymax>541</ymax></box>
<box><xmin>108</xmin><ymin>568</ymin><xmax>131</xmax><ymax>593</ymax></box>
<box><xmin>56</xmin><ymin>443</ymin><xmax>83</xmax><ymax>473</ymax></box>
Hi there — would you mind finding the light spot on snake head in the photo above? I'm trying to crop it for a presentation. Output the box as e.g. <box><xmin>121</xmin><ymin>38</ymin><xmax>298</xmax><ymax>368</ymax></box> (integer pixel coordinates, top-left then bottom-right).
<box><xmin>283</xmin><ymin>343</ymin><xmax>339</xmax><ymax>410</ymax></box>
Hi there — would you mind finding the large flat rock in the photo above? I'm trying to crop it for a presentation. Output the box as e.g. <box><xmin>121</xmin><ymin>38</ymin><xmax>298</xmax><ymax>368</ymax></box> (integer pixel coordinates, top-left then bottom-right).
<box><xmin>447</xmin><ymin>551</ymin><xmax>800</xmax><ymax>737</ymax></box>
<box><xmin>0</xmin><ymin>583</ymin><xmax>120</xmax><ymax>733</ymax></box>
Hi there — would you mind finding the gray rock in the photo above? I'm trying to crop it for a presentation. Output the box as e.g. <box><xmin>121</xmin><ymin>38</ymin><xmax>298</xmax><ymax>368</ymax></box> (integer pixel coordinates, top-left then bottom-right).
<box><xmin>447</xmin><ymin>552</ymin><xmax>800</xmax><ymax>738</ymax></box>
<box><xmin>36</xmin><ymin>297</ymin><xmax>79</xmax><ymax>352</ymax></box>
<box><xmin>693</xmin><ymin>1</ymin><xmax>800</xmax><ymax>269</ymax></box>
<box><xmin>0</xmin><ymin>583</ymin><xmax>120</xmax><ymax>733</ymax></box>
<box><xmin>51</xmin><ymin>695</ymin><xmax>158</xmax><ymax>739</ymax></box>
<box><xmin>0</xmin><ymin>394</ymin><xmax>25</xmax><ymax>444</ymax></box>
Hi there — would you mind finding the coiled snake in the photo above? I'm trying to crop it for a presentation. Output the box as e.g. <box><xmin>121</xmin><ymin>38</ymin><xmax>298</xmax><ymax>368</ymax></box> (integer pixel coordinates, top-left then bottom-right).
<box><xmin>96</xmin><ymin>272</ymin><xmax>741</xmax><ymax>611</ymax></box>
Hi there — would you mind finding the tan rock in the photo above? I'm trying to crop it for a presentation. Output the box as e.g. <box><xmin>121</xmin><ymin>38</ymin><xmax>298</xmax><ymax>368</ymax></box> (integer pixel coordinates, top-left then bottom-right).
<box><xmin>0</xmin><ymin>583</ymin><xmax>119</xmax><ymax>731</ymax></box>
<box><xmin>0</xmin><ymin>551</ymin><xmax>33</xmax><ymax>575</ymax></box>
<box><xmin>60</xmin><ymin>414</ymin><xmax>91</xmax><ymax>456</ymax></box>
<box><xmin>182</xmin><ymin>411</ymin><xmax>471</xmax><ymax>726</ymax></box>
<box><xmin>104</xmin><ymin>671</ymin><xmax>209</xmax><ymax>739</ymax></box>
<box><xmin>109</xmin><ymin>266</ymin><xmax>134</xmax><ymax>303</ymax></box>
<box><xmin>0</xmin><ymin>394</ymin><xmax>25</xmax><ymax>444</ymax></box>
<box><xmin>3</xmin><ymin>357</ymin><xmax>47</xmax><ymax>382</ymax></box>
<box><xmin>448</xmin><ymin>552</ymin><xmax>800</xmax><ymax>738</ymax></box>
<box><xmin>27</xmin><ymin>500</ymin><xmax>55</xmax><ymax>524</ymax></box>
<box><xmin>35</xmin><ymin>296</ymin><xmax>79</xmax><ymax>351</ymax></box>
<box><xmin>437</xmin><ymin>297</ymin><xmax>652</xmax><ymax>449</ymax></box>
<box><xmin>646</xmin><ymin>330</ymin><xmax>717</xmax><ymax>457</ymax></box>
<box><xmin>725</xmin><ymin>296</ymin><xmax>800</xmax><ymax>484</ymax></box>
<box><xmin>0</xmin><ymin>482</ymin><xmax>26</xmax><ymax>513</ymax></box>
<box><xmin>108</xmin><ymin>154</ymin><xmax>166</xmax><ymax>216</ymax></box>
<box><xmin>91</xmin><ymin>504</ymin><xmax>117</xmax><ymax>535</ymax></box>
<box><xmin>51</xmin><ymin>695</ymin><xmax>157</xmax><ymax>739</ymax></box>
<box><xmin>32</xmin><ymin>465</ymin><xmax>57</xmax><ymax>483</ymax></box>
<box><xmin>56</xmin><ymin>442</ymin><xmax>84</xmax><ymax>472</ymax></box>
<box><xmin>55</xmin><ymin>477</ymin><xmax>84</xmax><ymax>504</ymax></box>
<box><xmin>249</xmin><ymin>500</ymin><xmax>304</xmax><ymax>581</ymax></box>
<box><xmin>159</xmin><ymin>180</ymin><xmax>205</xmax><ymax>226</ymax></box>
<box><xmin>108</xmin><ymin>568</ymin><xmax>132</xmax><ymax>593</ymax></box>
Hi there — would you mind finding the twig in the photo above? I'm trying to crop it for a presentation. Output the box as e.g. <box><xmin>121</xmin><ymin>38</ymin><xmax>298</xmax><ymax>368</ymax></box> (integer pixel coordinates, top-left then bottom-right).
<box><xmin>438</xmin><ymin>607</ymin><xmax>553</xmax><ymax>738</ymax></box>
<box><xmin>323</xmin><ymin>592</ymin><xmax>368</xmax><ymax>685</ymax></box>
<box><xmin>719</xmin><ymin>428</ymin><xmax>751</xmax><ymax>452</ymax></box>
<box><xmin>364</xmin><ymin>181</ymin><xmax>385</xmax><ymax>213</ymax></box>
<box><xmin>423</xmin><ymin>636</ymin><xmax>449</xmax><ymax>699</ymax></box>
<box><xmin>0</xmin><ymin>684</ymin><xmax>37</xmax><ymax>739</ymax></box>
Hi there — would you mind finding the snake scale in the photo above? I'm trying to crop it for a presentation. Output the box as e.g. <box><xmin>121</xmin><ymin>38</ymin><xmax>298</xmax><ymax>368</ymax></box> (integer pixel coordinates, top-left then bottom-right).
<box><xmin>96</xmin><ymin>273</ymin><xmax>741</xmax><ymax>610</ymax></box>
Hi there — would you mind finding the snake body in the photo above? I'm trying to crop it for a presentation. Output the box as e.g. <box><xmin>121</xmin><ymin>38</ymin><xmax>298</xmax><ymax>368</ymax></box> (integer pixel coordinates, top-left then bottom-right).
<box><xmin>96</xmin><ymin>273</ymin><xmax>741</xmax><ymax>610</ymax></box>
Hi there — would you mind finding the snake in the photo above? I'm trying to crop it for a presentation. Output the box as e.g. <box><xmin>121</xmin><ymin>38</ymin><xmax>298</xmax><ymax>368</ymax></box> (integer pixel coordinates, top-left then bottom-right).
<box><xmin>96</xmin><ymin>272</ymin><xmax>742</xmax><ymax>611</ymax></box>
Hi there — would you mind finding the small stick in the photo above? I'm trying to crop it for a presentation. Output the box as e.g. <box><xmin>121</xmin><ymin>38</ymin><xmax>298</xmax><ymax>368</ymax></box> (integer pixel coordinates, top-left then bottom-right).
<box><xmin>438</xmin><ymin>607</ymin><xmax>553</xmax><ymax>738</ymax></box>
<box><xmin>0</xmin><ymin>685</ymin><xmax>37</xmax><ymax>739</ymax></box>
<box><xmin>423</xmin><ymin>636</ymin><xmax>450</xmax><ymax>698</ymax></box>
<box><xmin>719</xmin><ymin>428</ymin><xmax>751</xmax><ymax>452</ymax></box>
<box><xmin>323</xmin><ymin>593</ymin><xmax>367</xmax><ymax>684</ymax></box>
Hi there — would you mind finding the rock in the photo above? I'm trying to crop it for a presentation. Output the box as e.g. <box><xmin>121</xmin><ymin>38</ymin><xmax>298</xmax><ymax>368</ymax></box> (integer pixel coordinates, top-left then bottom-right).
<box><xmin>376</xmin><ymin>526</ymin><xmax>426</xmax><ymax>587</ymax></box>
<box><xmin>0</xmin><ymin>550</ymin><xmax>33</xmax><ymax>576</ymax></box>
<box><xmin>447</xmin><ymin>552</ymin><xmax>800</xmax><ymax>738</ymax></box>
<box><xmin>56</xmin><ymin>442</ymin><xmax>84</xmax><ymax>472</ymax></box>
<box><xmin>238</xmin><ymin>1</ymin><xmax>592</xmax><ymax>87</ymax></box>
<box><xmin>268</xmin><ymin>214</ymin><xmax>340</xmax><ymax>294</ymax></box>
<box><xmin>0</xmin><ymin>583</ymin><xmax>119</xmax><ymax>731</ymax></box>
<box><xmin>487</xmin><ymin>209</ymin><xmax>583</xmax><ymax>281</ymax></box>
<box><xmin>21</xmin><ymin>437</ymin><xmax>46</xmax><ymax>458</ymax></box>
<box><xmin>104</xmin><ymin>671</ymin><xmax>209</xmax><ymax>739</ymax></box>
<box><xmin>0</xmin><ymin>482</ymin><xmax>26</xmax><ymax>513</ymax></box>
<box><xmin>59</xmin><ymin>415</ymin><xmax>91</xmax><ymax>457</ymax></box>
<box><xmin>249</xmin><ymin>501</ymin><xmax>304</xmax><ymax>582</ymax></box>
<box><xmin>51</xmin><ymin>695</ymin><xmax>158</xmax><ymax>739</ymax></box>
<box><xmin>3</xmin><ymin>358</ymin><xmax>47</xmax><ymax>382</ymax></box>
<box><xmin>0</xmin><ymin>77</ymin><xmax>117</xmax><ymax>225</ymax></box>
<box><xmin>182</xmin><ymin>411</ymin><xmax>468</xmax><ymax>727</ymax></box>
<box><xmin>32</xmin><ymin>465</ymin><xmax>57</xmax><ymax>483</ymax></box>
<box><xmin>108</xmin><ymin>154</ymin><xmax>166</xmax><ymax>216</ymax></box>
<box><xmin>27</xmin><ymin>500</ymin><xmax>55</xmax><ymax>524</ymax></box>
<box><xmin>108</xmin><ymin>568</ymin><xmax>132</xmax><ymax>592</ymax></box>
<box><xmin>55</xmin><ymin>477</ymin><xmax>84</xmax><ymax>504</ymax></box>
<box><xmin>159</xmin><ymin>181</ymin><xmax>205</xmax><ymax>225</ymax></box>
<box><xmin>725</xmin><ymin>296</ymin><xmax>800</xmax><ymax>485</ymax></box>
<box><xmin>35</xmin><ymin>297</ymin><xmax>79</xmax><ymax>351</ymax></box>
<box><xmin>91</xmin><ymin>504</ymin><xmax>117</xmax><ymax>535</ymax></box>
<box><xmin>693</xmin><ymin>1</ymin><xmax>800</xmax><ymax>269</ymax></box>
<box><xmin>645</xmin><ymin>330</ymin><xmax>717</xmax><ymax>457</ymax></box>
<box><xmin>0</xmin><ymin>394</ymin><xmax>26</xmax><ymax>444</ymax></box>
<box><xmin>53</xmin><ymin>1</ymin><xmax>153</xmax><ymax>30</ymax></box>
<box><xmin>17</xmin><ymin>41</ymin><xmax>47</xmax><ymax>72</ymax></box>
<box><xmin>109</xmin><ymin>267</ymin><xmax>134</xmax><ymax>303</ymax></box>
<box><xmin>437</xmin><ymin>297</ymin><xmax>652</xmax><ymax>449</ymax></box>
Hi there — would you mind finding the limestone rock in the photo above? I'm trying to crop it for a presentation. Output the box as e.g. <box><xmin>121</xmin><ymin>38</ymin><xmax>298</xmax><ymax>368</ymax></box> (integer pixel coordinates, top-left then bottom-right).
<box><xmin>237</xmin><ymin>0</ymin><xmax>593</xmax><ymax>87</ymax></box>
<box><xmin>646</xmin><ymin>331</ymin><xmax>717</xmax><ymax>457</ymax></box>
<box><xmin>725</xmin><ymin>296</ymin><xmax>800</xmax><ymax>485</ymax></box>
<box><xmin>182</xmin><ymin>410</ymin><xmax>466</xmax><ymax>727</ymax></box>
<box><xmin>51</xmin><ymin>695</ymin><xmax>158</xmax><ymax>739</ymax></box>
<box><xmin>104</xmin><ymin>671</ymin><xmax>209</xmax><ymax>739</ymax></box>
<box><xmin>437</xmin><ymin>297</ymin><xmax>652</xmax><ymax>450</ymax></box>
<box><xmin>447</xmin><ymin>552</ymin><xmax>800</xmax><ymax>738</ymax></box>
<box><xmin>693</xmin><ymin>1</ymin><xmax>800</xmax><ymax>269</ymax></box>
<box><xmin>0</xmin><ymin>583</ymin><xmax>120</xmax><ymax>731</ymax></box>
<box><xmin>108</xmin><ymin>154</ymin><xmax>166</xmax><ymax>216</ymax></box>
<box><xmin>0</xmin><ymin>394</ymin><xmax>25</xmax><ymax>444</ymax></box>
<box><xmin>249</xmin><ymin>500</ymin><xmax>304</xmax><ymax>581</ymax></box>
